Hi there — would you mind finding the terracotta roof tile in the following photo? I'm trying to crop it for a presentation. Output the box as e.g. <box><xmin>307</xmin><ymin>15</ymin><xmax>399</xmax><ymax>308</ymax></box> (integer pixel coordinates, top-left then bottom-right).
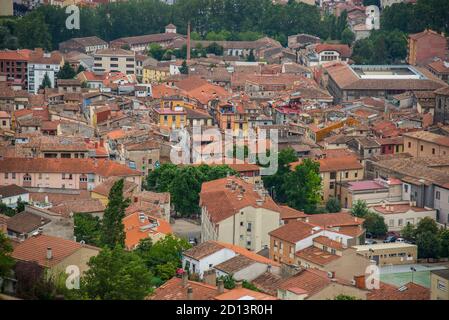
<box><xmin>12</xmin><ymin>234</ymin><xmax>86</xmax><ymax>268</ymax></box>
<box><xmin>148</xmin><ymin>277</ymin><xmax>223</xmax><ymax>300</ymax></box>
<box><xmin>367</xmin><ymin>282</ymin><xmax>429</xmax><ymax>300</ymax></box>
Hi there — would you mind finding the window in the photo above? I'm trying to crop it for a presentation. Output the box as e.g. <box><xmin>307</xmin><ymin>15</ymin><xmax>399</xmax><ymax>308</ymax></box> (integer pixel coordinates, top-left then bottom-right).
<box><xmin>4</xmin><ymin>173</ymin><xmax>7</xmax><ymax>179</ymax></box>
<box><xmin>329</xmin><ymin>182</ymin><xmax>335</xmax><ymax>189</ymax></box>
<box><xmin>345</xmin><ymin>172</ymin><xmax>349</xmax><ymax>178</ymax></box>
<box><xmin>273</xmin><ymin>240</ymin><xmax>277</xmax><ymax>248</ymax></box>
<box><xmin>110</xmin><ymin>57</ymin><xmax>118</xmax><ymax>61</ymax></box>
<box><xmin>110</xmin><ymin>64</ymin><xmax>118</xmax><ymax>68</ymax></box>
<box><xmin>432</xmin><ymin>148</ymin><xmax>435</xmax><ymax>155</ymax></box>
<box><xmin>80</xmin><ymin>175</ymin><xmax>88</xmax><ymax>182</ymax></box>
<box><xmin>408</xmin><ymin>142</ymin><xmax>411</xmax><ymax>148</ymax></box>
<box><xmin>23</xmin><ymin>174</ymin><xmax>31</xmax><ymax>181</ymax></box>
<box><xmin>436</xmin><ymin>191</ymin><xmax>441</xmax><ymax>200</ymax></box>
<box><xmin>247</xmin><ymin>222</ymin><xmax>252</xmax><ymax>232</ymax></box>
<box><xmin>389</xmin><ymin>219</ymin><xmax>394</xmax><ymax>227</ymax></box>
<box><xmin>405</xmin><ymin>184</ymin><xmax>409</xmax><ymax>193</ymax></box>
<box><xmin>437</xmin><ymin>280</ymin><xmax>447</xmax><ymax>292</ymax></box>
<box><xmin>420</xmin><ymin>145</ymin><xmax>424</xmax><ymax>151</ymax></box>
<box><xmin>330</xmin><ymin>172</ymin><xmax>336</xmax><ymax>179</ymax></box>
<box><xmin>398</xmin><ymin>219</ymin><xmax>403</xmax><ymax>227</ymax></box>
<box><xmin>354</xmin><ymin>172</ymin><xmax>358</xmax><ymax>178</ymax></box>
<box><xmin>12</xmin><ymin>173</ymin><xmax>15</xmax><ymax>179</ymax></box>
<box><xmin>240</xmin><ymin>221</ymin><xmax>244</xmax><ymax>226</ymax></box>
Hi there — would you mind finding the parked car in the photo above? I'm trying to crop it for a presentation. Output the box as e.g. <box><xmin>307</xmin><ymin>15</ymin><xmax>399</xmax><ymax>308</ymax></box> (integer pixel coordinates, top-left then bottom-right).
<box><xmin>365</xmin><ymin>239</ymin><xmax>378</xmax><ymax>245</ymax></box>
<box><xmin>384</xmin><ymin>235</ymin><xmax>397</xmax><ymax>243</ymax></box>
<box><xmin>395</xmin><ymin>238</ymin><xmax>405</xmax><ymax>243</ymax></box>
<box><xmin>366</xmin><ymin>232</ymin><xmax>373</xmax><ymax>239</ymax></box>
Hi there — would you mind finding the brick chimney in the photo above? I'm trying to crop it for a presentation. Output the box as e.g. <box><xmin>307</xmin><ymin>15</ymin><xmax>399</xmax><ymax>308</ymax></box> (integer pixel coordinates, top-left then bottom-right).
<box><xmin>217</xmin><ymin>279</ymin><xmax>225</xmax><ymax>294</ymax></box>
<box><xmin>187</xmin><ymin>287</ymin><xmax>193</xmax><ymax>300</ymax></box>
<box><xmin>182</xmin><ymin>272</ymin><xmax>188</xmax><ymax>287</ymax></box>
<box><xmin>187</xmin><ymin>21</ymin><xmax>191</xmax><ymax>62</ymax></box>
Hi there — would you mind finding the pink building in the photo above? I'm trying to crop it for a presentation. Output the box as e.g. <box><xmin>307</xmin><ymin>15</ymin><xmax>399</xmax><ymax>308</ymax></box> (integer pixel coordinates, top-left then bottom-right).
<box><xmin>0</xmin><ymin>158</ymin><xmax>141</xmax><ymax>191</ymax></box>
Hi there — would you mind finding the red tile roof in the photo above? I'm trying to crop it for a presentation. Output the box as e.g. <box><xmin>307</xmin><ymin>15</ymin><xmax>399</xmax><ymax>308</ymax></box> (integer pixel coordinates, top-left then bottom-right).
<box><xmin>148</xmin><ymin>277</ymin><xmax>224</xmax><ymax>300</ymax></box>
<box><xmin>200</xmin><ymin>176</ymin><xmax>280</xmax><ymax>224</ymax></box>
<box><xmin>0</xmin><ymin>158</ymin><xmax>141</xmax><ymax>177</ymax></box>
<box><xmin>12</xmin><ymin>234</ymin><xmax>87</xmax><ymax>268</ymax></box>
<box><xmin>367</xmin><ymin>282</ymin><xmax>430</xmax><ymax>300</ymax></box>
<box><xmin>314</xmin><ymin>44</ymin><xmax>352</xmax><ymax>58</ymax></box>
<box><xmin>215</xmin><ymin>287</ymin><xmax>278</xmax><ymax>300</ymax></box>
<box><xmin>123</xmin><ymin>212</ymin><xmax>172</xmax><ymax>250</ymax></box>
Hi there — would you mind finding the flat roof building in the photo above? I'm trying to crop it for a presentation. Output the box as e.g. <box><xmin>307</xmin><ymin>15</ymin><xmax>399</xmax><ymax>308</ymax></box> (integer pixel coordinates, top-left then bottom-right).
<box><xmin>352</xmin><ymin>242</ymin><xmax>418</xmax><ymax>266</ymax></box>
<box><xmin>326</xmin><ymin>63</ymin><xmax>447</xmax><ymax>103</ymax></box>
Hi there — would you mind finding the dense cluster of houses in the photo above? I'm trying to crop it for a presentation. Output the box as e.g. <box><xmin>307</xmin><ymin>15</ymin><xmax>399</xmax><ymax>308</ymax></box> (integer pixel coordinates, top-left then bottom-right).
<box><xmin>1</xmin><ymin>0</ymin><xmax>449</xmax><ymax>300</ymax></box>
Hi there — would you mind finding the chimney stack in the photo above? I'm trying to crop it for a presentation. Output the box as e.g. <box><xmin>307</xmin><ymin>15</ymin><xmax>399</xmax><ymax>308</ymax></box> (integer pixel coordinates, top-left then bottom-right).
<box><xmin>187</xmin><ymin>21</ymin><xmax>191</xmax><ymax>62</ymax></box>
<box><xmin>217</xmin><ymin>279</ymin><xmax>224</xmax><ymax>294</ymax></box>
<box><xmin>235</xmin><ymin>280</ymin><xmax>243</xmax><ymax>289</ymax></box>
<box><xmin>187</xmin><ymin>287</ymin><xmax>193</xmax><ymax>300</ymax></box>
<box><xmin>47</xmin><ymin>247</ymin><xmax>53</xmax><ymax>260</ymax></box>
<box><xmin>182</xmin><ymin>272</ymin><xmax>188</xmax><ymax>287</ymax></box>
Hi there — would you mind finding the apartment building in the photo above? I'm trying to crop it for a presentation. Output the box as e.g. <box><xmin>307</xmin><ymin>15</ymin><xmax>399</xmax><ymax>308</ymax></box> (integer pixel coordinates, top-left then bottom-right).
<box><xmin>407</xmin><ymin>29</ymin><xmax>448</xmax><ymax>66</ymax></box>
<box><xmin>92</xmin><ymin>48</ymin><xmax>136</xmax><ymax>75</ymax></box>
<box><xmin>291</xmin><ymin>154</ymin><xmax>364</xmax><ymax>202</ymax></box>
<box><xmin>0</xmin><ymin>49</ymin><xmax>31</xmax><ymax>88</ymax></box>
<box><xmin>371</xmin><ymin>203</ymin><xmax>437</xmax><ymax>232</ymax></box>
<box><xmin>27</xmin><ymin>49</ymin><xmax>63</xmax><ymax>94</ymax></box>
<box><xmin>200</xmin><ymin>176</ymin><xmax>281</xmax><ymax>252</ymax></box>
<box><xmin>0</xmin><ymin>158</ymin><xmax>142</xmax><ymax>191</ymax></box>
<box><xmin>403</xmin><ymin>131</ymin><xmax>449</xmax><ymax>157</ymax></box>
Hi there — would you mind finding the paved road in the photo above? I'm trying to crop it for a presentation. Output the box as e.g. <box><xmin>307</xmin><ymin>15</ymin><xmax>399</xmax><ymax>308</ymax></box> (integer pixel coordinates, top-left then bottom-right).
<box><xmin>171</xmin><ymin>218</ymin><xmax>201</xmax><ymax>242</ymax></box>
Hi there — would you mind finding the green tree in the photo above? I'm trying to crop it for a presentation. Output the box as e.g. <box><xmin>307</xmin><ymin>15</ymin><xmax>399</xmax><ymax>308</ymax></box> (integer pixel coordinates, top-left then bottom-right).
<box><xmin>79</xmin><ymin>246</ymin><xmax>153</xmax><ymax>300</ymax></box>
<box><xmin>262</xmin><ymin>147</ymin><xmax>298</xmax><ymax>203</ymax></box>
<box><xmin>246</xmin><ymin>49</ymin><xmax>256</xmax><ymax>62</ymax></box>
<box><xmin>136</xmin><ymin>235</ymin><xmax>191</xmax><ymax>281</ymax></box>
<box><xmin>401</xmin><ymin>223</ymin><xmax>416</xmax><ymax>241</ymax></box>
<box><xmin>15</xmin><ymin>11</ymin><xmax>51</xmax><ymax>50</ymax></box>
<box><xmin>416</xmin><ymin>231</ymin><xmax>441</xmax><ymax>259</ymax></box>
<box><xmin>415</xmin><ymin>217</ymin><xmax>439</xmax><ymax>235</ymax></box>
<box><xmin>334</xmin><ymin>294</ymin><xmax>358</xmax><ymax>300</ymax></box>
<box><xmin>363</xmin><ymin>211</ymin><xmax>388</xmax><ymax>237</ymax></box>
<box><xmin>100</xmin><ymin>179</ymin><xmax>130</xmax><ymax>248</ymax></box>
<box><xmin>39</xmin><ymin>73</ymin><xmax>52</xmax><ymax>90</ymax></box>
<box><xmin>0</xmin><ymin>231</ymin><xmax>14</xmax><ymax>278</ymax></box>
<box><xmin>326</xmin><ymin>197</ymin><xmax>341</xmax><ymax>213</ymax></box>
<box><xmin>439</xmin><ymin>229</ymin><xmax>449</xmax><ymax>258</ymax></box>
<box><xmin>341</xmin><ymin>28</ymin><xmax>355</xmax><ymax>46</ymax></box>
<box><xmin>76</xmin><ymin>64</ymin><xmax>86</xmax><ymax>74</ymax></box>
<box><xmin>179</xmin><ymin>60</ymin><xmax>189</xmax><ymax>74</ymax></box>
<box><xmin>0</xmin><ymin>203</ymin><xmax>16</xmax><ymax>217</ymax></box>
<box><xmin>285</xmin><ymin>158</ymin><xmax>322</xmax><ymax>214</ymax></box>
<box><xmin>74</xmin><ymin>213</ymin><xmax>101</xmax><ymax>246</ymax></box>
<box><xmin>57</xmin><ymin>62</ymin><xmax>76</xmax><ymax>79</ymax></box>
<box><xmin>16</xmin><ymin>197</ymin><xmax>27</xmax><ymax>213</ymax></box>
<box><xmin>148</xmin><ymin>43</ymin><xmax>166</xmax><ymax>61</ymax></box>
<box><xmin>351</xmin><ymin>200</ymin><xmax>370</xmax><ymax>218</ymax></box>
<box><xmin>206</xmin><ymin>42</ymin><xmax>224</xmax><ymax>56</ymax></box>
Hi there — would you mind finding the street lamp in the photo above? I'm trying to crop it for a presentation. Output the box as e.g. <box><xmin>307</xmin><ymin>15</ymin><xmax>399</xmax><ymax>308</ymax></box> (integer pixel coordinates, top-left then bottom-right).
<box><xmin>410</xmin><ymin>267</ymin><xmax>417</xmax><ymax>283</ymax></box>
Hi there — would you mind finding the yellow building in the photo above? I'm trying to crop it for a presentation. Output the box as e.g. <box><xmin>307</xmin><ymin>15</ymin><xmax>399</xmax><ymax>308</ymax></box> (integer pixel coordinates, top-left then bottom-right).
<box><xmin>142</xmin><ymin>65</ymin><xmax>170</xmax><ymax>84</ymax></box>
<box><xmin>352</xmin><ymin>242</ymin><xmax>417</xmax><ymax>266</ymax></box>
<box><xmin>430</xmin><ymin>269</ymin><xmax>449</xmax><ymax>300</ymax></box>
<box><xmin>0</xmin><ymin>0</ymin><xmax>12</xmax><ymax>16</ymax></box>
<box><xmin>154</xmin><ymin>107</ymin><xmax>187</xmax><ymax>129</ymax></box>
<box><xmin>290</xmin><ymin>154</ymin><xmax>364</xmax><ymax>203</ymax></box>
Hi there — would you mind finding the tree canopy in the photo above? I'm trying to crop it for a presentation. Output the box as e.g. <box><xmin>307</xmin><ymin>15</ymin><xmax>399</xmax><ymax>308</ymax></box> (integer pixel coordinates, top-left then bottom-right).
<box><xmin>78</xmin><ymin>246</ymin><xmax>153</xmax><ymax>300</ymax></box>
<box><xmin>0</xmin><ymin>231</ymin><xmax>14</xmax><ymax>278</ymax></box>
<box><xmin>57</xmin><ymin>62</ymin><xmax>76</xmax><ymax>80</ymax></box>
<box><xmin>144</xmin><ymin>164</ymin><xmax>235</xmax><ymax>216</ymax></box>
<box><xmin>100</xmin><ymin>179</ymin><xmax>131</xmax><ymax>248</ymax></box>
